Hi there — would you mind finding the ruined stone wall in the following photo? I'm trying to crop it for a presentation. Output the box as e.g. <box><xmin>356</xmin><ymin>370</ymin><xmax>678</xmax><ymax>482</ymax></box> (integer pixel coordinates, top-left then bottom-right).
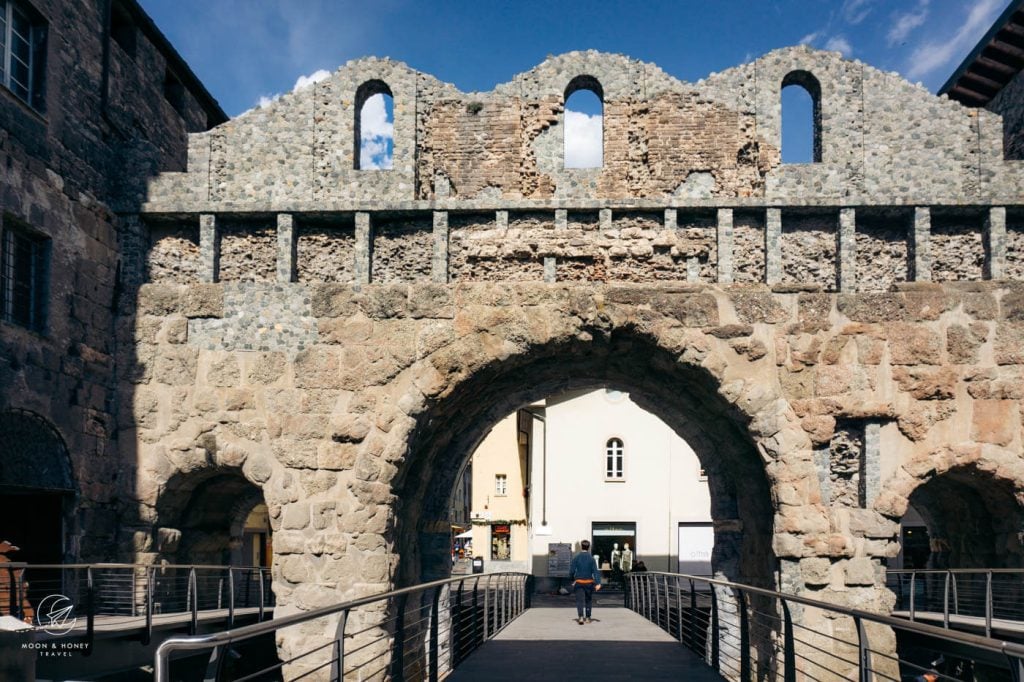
<box><xmin>0</xmin><ymin>0</ymin><xmax>220</xmax><ymax>562</ymax></box>
<box><xmin>218</xmin><ymin>221</ymin><xmax>278</xmax><ymax>282</ymax></box>
<box><xmin>297</xmin><ymin>218</ymin><xmax>356</xmax><ymax>283</ymax></box>
<box><xmin>371</xmin><ymin>217</ymin><xmax>433</xmax><ymax>283</ymax></box>
<box><xmin>145</xmin><ymin>47</ymin><xmax>1024</xmax><ymax>211</ymax></box>
<box><xmin>120</xmin><ymin>279</ymin><xmax>1024</xmax><ymax>666</ymax></box>
<box><xmin>930</xmin><ymin>211</ymin><xmax>985</xmax><ymax>282</ymax></box>
<box><xmin>781</xmin><ymin>213</ymin><xmax>837</xmax><ymax>289</ymax></box>
<box><xmin>988</xmin><ymin>67</ymin><xmax>1024</xmax><ymax>161</ymax></box>
<box><xmin>854</xmin><ymin>211</ymin><xmax>909</xmax><ymax>293</ymax></box>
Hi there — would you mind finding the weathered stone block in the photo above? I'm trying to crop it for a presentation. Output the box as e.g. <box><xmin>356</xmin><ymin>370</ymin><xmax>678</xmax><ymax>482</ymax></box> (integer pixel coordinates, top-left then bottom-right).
<box><xmin>800</xmin><ymin>557</ymin><xmax>832</xmax><ymax>586</ymax></box>
<box><xmin>408</xmin><ymin>283</ymin><xmax>454</xmax><ymax>319</ymax></box>
<box><xmin>844</xmin><ymin>557</ymin><xmax>875</xmax><ymax>586</ymax></box>
<box><xmin>892</xmin><ymin>367</ymin><xmax>956</xmax><ymax>400</ymax></box>
<box><xmin>837</xmin><ymin>294</ymin><xmax>905</xmax><ymax>323</ymax></box>
<box><xmin>994</xmin><ymin>323</ymin><xmax>1024</xmax><ymax>365</ymax></box>
<box><xmin>153</xmin><ymin>347</ymin><xmax>198</xmax><ymax>385</ymax></box>
<box><xmin>732</xmin><ymin>292</ymin><xmax>791</xmax><ymax>324</ymax></box>
<box><xmin>971</xmin><ymin>400</ymin><xmax>1016</xmax><ymax>446</ymax></box>
<box><xmin>182</xmin><ymin>284</ymin><xmax>224</xmax><ymax>318</ymax></box>
<box><xmin>281</xmin><ymin>503</ymin><xmax>311</xmax><ymax>530</ymax></box>
<box><xmin>137</xmin><ymin>285</ymin><xmax>183</xmax><ymax>316</ymax></box>
<box><xmin>309</xmin><ymin>284</ymin><xmax>358</xmax><ymax>318</ymax></box>
<box><xmin>887</xmin><ymin>325</ymin><xmax>942</xmax><ymax>365</ymax></box>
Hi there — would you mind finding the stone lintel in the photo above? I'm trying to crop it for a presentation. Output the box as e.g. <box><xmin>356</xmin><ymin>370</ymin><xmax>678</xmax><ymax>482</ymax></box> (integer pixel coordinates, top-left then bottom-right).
<box><xmin>276</xmin><ymin>213</ymin><xmax>296</xmax><ymax>283</ymax></box>
<box><xmin>838</xmin><ymin>208</ymin><xmax>856</xmax><ymax>292</ymax></box>
<box><xmin>911</xmin><ymin>207</ymin><xmax>931</xmax><ymax>282</ymax></box>
<box><xmin>717</xmin><ymin>208</ymin><xmax>733</xmax><ymax>284</ymax></box>
<box><xmin>432</xmin><ymin>211</ymin><xmax>449</xmax><ymax>283</ymax></box>
<box><xmin>766</xmin><ymin>208</ymin><xmax>782</xmax><ymax>285</ymax></box>
<box><xmin>985</xmin><ymin>206</ymin><xmax>1007</xmax><ymax>280</ymax></box>
<box><xmin>199</xmin><ymin>213</ymin><xmax>218</xmax><ymax>283</ymax></box>
<box><xmin>355</xmin><ymin>211</ymin><xmax>372</xmax><ymax>285</ymax></box>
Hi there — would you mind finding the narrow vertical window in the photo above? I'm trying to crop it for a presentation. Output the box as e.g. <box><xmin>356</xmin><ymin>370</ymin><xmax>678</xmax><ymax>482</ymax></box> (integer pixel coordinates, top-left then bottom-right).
<box><xmin>605</xmin><ymin>437</ymin><xmax>624</xmax><ymax>480</ymax></box>
<box><xmin>564</xmin><ymin>75</ymin><xmax>603</xmax><ymax>169</ymax></box>
<box><xmin>781</xmin><ymin>71</ymin><xmax>822</xmax><ymax>164</ymax></box>
<box><xmin>1</xmin><ymin>0</ymin><xmax>47</xmax><ymax>112</ymax></box>
<box><xmin>1</xmin><ymin>220</ymin><xmax>49</xmax><ymax>333</ymax></box>
<box><xmin>355</xmin><ymin>80</ymin><xmax>394</xmax><ymax>170</ymax></box>
<box><xmin>495</xmin><ymin>473</ymin><xmax>507</xmax><ymax>496</ymax></box>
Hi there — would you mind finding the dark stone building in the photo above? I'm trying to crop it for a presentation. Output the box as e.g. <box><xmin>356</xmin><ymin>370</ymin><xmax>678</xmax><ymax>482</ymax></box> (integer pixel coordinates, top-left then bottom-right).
<box><xmin>0</xmin><ymin>0</ymin><xmax>224</xmax><ymax>569</ymax></box>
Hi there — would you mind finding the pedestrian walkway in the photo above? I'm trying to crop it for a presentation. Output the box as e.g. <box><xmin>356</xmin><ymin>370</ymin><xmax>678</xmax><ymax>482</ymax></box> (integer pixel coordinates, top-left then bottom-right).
<box><xmin>447</xmin><ymin>601</ymin><xmax>723</xmax><ymax>681</ymax></box>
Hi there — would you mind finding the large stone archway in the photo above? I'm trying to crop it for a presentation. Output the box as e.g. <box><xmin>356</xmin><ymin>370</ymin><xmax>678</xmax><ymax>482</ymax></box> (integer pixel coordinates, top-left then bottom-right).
<box><xmin>388</xmin><ymin>326</ymin><xmax>782</xmax><ymax>589</ymax></box>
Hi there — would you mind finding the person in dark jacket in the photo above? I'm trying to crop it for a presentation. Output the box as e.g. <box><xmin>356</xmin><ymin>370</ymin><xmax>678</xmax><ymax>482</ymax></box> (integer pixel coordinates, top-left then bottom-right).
<box><xmin>569</xmin><ymin>540</ymin><xmax>602</xmax><ymax>624</ymax></box>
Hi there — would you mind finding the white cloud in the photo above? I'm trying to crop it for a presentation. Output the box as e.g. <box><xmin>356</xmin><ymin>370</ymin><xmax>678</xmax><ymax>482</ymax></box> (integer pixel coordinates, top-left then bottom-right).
<box><xmin>907</xmin><ymin>0</ymin><xmax>1004</xmax><ymax>79</ymax></box>
<box><xmin>564</xmin><ymin>110</ymin><xmax>602</xmax><ymax>169</ymax></box>
<box><xmin>293</xmin><ymin>69</ymin><xmax>331</xmax><ymax>90</ymax></box>
<box><xmin>825</xmin><ymin>35</ymin><xmax>853</xmax><ymax>56</ymax></box>
<box><xmin>360</xmin><ymin>93</ymin><xmax>394</xmax><ymax>170</ymax></box>
<box><xmin>249</xmin><ymin>69</ymin><xmax>332</xmax><ymax>113</ymax></box>
<box><xmin>799</xmin><ymin>31</ymin><xmax>821</xmax><ymax>46</ymax></box>
<box><xmin>888</xmin><ymin>1</ymin><xmax>930</xmax><ymax>46</ymax></box>
<box><xmin>842</xmin><ymin>0</ymin><xmax>873</xmax><ymax>25</ymax></box>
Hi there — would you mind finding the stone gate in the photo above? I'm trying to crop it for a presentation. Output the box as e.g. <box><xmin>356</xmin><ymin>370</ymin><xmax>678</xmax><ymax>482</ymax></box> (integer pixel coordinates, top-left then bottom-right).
<box><xmin>116</xmin><ymin>47</ymin><xmax>1024</xmax><ymax>670</ymax></box>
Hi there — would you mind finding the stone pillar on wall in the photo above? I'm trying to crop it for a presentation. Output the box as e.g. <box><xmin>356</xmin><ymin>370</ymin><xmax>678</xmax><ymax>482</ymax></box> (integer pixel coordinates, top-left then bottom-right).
<box><xmin>432</xmin><ymin>211</ymin><xmax>449</xmax><ymax>283</ymax></box>
<box><xmin>864</xmin><ymin>421</ymin><xmax>881</xmax><ymax>507</ymax></box>
<box><xmin>599</xmin><ymin>208</ymin><xmax>612</xmax><ymax>231</ymax></box>
<box><xmin>985</xmin><ymin>206</ymin><xmax>1007</xmax><ymax>280</ymax></box>
<box><xmin>837</xmin><ymin>208</ymin><xmax>856</xmax><ymax>292</ymax></box>
<box><xmin>910</xmin><ymin>207</ymin><xmax>931</xmax><ymax>282</ymax></box>
<box><xmin>555</xmin><ymin>209</ymin><xmax>568</xmax><ymax>231</ymax></box>
<box><xmin>717</xmin><ymin>208</ymin><xmax>733</xmax><ymax>284</ymax></box>
<box><xmin>199</xmin><ymin>214</ymin><xmax>218</xmax><ymax>283</ymax></box>
<box><xmin>496</xmin><ymin>210</ymin><xmax>508</xmax><ymax>230</ymax></box>
<box><xmin>766</xmin><ymin>208</ymin><xmax>782</xmax><ymax>285</ymax></box>
<box><xmin>354</xmin><ymin>211</ymin><xmax>372</xmax><ymax>285</ymax></box>
<box><xmin>276</xmin><ymin>213</ymin><xmax>295</xmax><ymax>283</ymax></box>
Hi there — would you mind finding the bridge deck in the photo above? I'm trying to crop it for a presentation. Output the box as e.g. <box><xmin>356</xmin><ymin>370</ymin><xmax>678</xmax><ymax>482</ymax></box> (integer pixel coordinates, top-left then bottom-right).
<box><xmin>448</xmin><ymin>601</ymin><xmax>723</xmax><ymax>681</ymax></box>
<box><xmin>893</xmin><ymin>610</ymin><xmax>1024</xmax><ymax>637</ymax></box>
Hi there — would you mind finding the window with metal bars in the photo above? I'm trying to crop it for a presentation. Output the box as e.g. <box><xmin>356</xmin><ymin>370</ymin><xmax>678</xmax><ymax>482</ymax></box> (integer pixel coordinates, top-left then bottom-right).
<box><xmin>0</xmin><ymin>0</ymin><xmax>47</xmax><ymax>112</ymax></box>
<box><xmin>605</xmin><ymin>437</ymin><xmax>624</xmax><ymax>480</ymax></box>
<box><xmin>1</xmin><ymin>221</ymin><xmax>49</xmax><ymax>333</ymax></box>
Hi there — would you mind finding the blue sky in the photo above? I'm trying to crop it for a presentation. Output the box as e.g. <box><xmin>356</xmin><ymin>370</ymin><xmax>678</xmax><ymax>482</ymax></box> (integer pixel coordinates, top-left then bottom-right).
<box><xmin>140</xmin><ymin>1</ymin><xmax>1013</xmax><ymax>165</ymax></box>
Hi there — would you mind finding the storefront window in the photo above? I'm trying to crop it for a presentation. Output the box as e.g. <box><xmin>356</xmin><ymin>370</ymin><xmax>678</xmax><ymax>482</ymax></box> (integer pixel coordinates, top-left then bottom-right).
<box><xmin>490</xmin><ymin>524</ymin><xmax>511</xmax><ymax>560</ymax></box>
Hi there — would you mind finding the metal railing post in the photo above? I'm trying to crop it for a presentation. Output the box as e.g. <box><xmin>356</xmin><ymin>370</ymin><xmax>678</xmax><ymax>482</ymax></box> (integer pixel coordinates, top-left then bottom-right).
<box><xmin>334</xmin><ymin>609</ymin><xmax>348</xmax><ymax>682</ymax></box>
<box><xmin>739</xmin><ymin>590</ymin><xmax>751</xmax><ymax>682</ymax></box>
<box><xmin>85</xmin><ymin>566</ymin><xmax>96</xmax><ymax>654</ymax></box>
<box><xmin>429</xmin><ymin>584</ymin><xmax>441</xmax><ymax>682</ymax></box>
<box><xmin>913</xmin><ymin>569</ymin><xmax>921</xmax><ymax>618</ymax></box>
<box><xmin>472</xmin><ymin>576</ymin><xmax>481</xmax><ymax>647</ymax></box>
<box><xmin>258</xmin><ymin>568</ymin><xmax>266</xmax><ymax>621</ymax></box>
<box><xmin>856</xmin><ymin>615</ymin><xmax>872</xmax><ymax>682</ymax></box>
<box><xmin>688</xmin><ymin>579</ymin><xmax>697</xmax><ymax>651</ymax></box>
<box><xmin>782</xmin><ymin>599</ymin><xmax>796</xmax><ymax>682</ymax></box>
<box><xmin>188</xmin><ymin>567</ymin><xmax>198</xmax><ymax>636</ymax></box>
<box><xmin>674</xmin><ymin>577</ymin><xmax>683</xmax><ymax>641</ymax></box>
<box><xmin>986</xmin><ymin>571</ymin><xmax>994</xmax><ymax>637</ymax></box>
<box><xmin>143</xmin><ymin>565</ymin><xmax>154</xmax><ymax>646</ymax></box>
<box><xmin>710</xmin><ymin>585</ymin><xmax>721</xmax><ymax>673</ymax></box>
<box><xmin>391</xmin><ymin>593</ymin><xmax>408</xmax><ymax>682</ymax></box>
<box><xmin>943</xmin><ymin>571</ymin><xmax>951</xmax><ymax>629</ymax></box>
<box><xmin>227</xmin><ymin>567</ymin><xmax>235</xmax><ymax>628</ymax></box>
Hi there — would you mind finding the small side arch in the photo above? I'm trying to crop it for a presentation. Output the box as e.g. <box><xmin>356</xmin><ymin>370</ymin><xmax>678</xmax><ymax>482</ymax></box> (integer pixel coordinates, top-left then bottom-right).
<box><xmin>354</xmin><ymin>79</ymin><xmax>394</xmax><ymax>170</ymax></box>
<box><xmin>781</xmin><ymin>70</ymin><xmax>822</xmax><ymax>164</ymax></box>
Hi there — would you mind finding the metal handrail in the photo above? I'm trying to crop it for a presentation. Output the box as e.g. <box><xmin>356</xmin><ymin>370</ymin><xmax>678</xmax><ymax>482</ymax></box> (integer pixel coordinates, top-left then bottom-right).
<box><xmin>886</xmin><ymin>568</ymin><xmax>1024</xmax><ymax>636</ymax></box>
<box><xmin>154</xmin><ymin>571</ymin><xmax>530</xmax><ymax>682</ymax></box>
<box><xmin>628</xmin><ymin>571</ymin><xmax>1024</xmax><ymax>681</ymax></box>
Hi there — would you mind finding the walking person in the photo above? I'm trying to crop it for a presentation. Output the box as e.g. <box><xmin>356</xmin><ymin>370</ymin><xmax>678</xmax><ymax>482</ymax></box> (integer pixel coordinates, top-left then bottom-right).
<box><xmin>570</xmin><ymin>540</ymin><xmax>601</xmax><ymax>624</ymax></box>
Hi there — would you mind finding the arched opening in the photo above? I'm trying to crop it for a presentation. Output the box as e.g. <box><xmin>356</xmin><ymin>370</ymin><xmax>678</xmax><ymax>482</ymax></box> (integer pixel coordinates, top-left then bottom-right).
<box><xmin>0</xmin><ymin>409</ymin><xmax>75</xmax><ymax>612</ymax></box>
<box><xmin>391</xmin><ymin>331</ymin><xmax>777</xmax><ymax>593</ymax></box>
<box><xmin>905</xmin><ymin>467</ymin><xmax>1023</xmax><ymax>570</ymax></box>
<box><xmin>354</xmin><ymin>79</ymin><xmax>394</xmax><ymax>170</ymax></box>
<box><xmin>156</xmin><ymin>468</ymin><xmax>270</xmax><ymax>567</ymax></box>
<box><xmin>564</xmin><ymin>75</ymin><xmax>603</xmax><ymax>169</ymax></box>
<box><xmin>781</xmin><ymin>70</ymin><xmax>822</xmax><ymax>164</ymax></box>
<box><xmin>449</xmin><ymin>389</ymin><xmax>713</xmax><ymax>589</ymax></box>
<box><xmin>890</xmin><ymin>466</ymin><xmax>1024</xmax><ymax>621</ymax></box>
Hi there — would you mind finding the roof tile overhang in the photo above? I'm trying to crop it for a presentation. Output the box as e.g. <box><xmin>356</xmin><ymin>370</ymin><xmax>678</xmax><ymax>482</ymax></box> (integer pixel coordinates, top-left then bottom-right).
<box><xmin>940</xmin><ymin>0</ymin><xmax>1024</xmax><ymax>107</ymax></box>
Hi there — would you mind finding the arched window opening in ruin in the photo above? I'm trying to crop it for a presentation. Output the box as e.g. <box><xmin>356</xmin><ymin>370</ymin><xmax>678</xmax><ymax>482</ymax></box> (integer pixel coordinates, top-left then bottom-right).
<box><xmin>354</xmin><ymin>79</ymin><xmax>394</xmax><ymax>170</ymax></box>
<box><xmin>781</xmin><ymin>70</ymin><xmax>822</xmax><ymax>164</ymax></box>
<box><xmin>605</xmin><ymin>437</ymin><xmax>624</xmax><ymax>479</ymax></box>
<box><xmin>0</xmin><ymin>409</ymin><xmax>75</xmax><ymax>612</ymax></box>
<box><xmin>157</xmin><ymin>468</ymin><xmax>270</xmax><ymax>567</ymax></box>
<box><xmin>564</xmin><ymin>75</ymin><xmax>603</xmax><ymax>169</ymax></box>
